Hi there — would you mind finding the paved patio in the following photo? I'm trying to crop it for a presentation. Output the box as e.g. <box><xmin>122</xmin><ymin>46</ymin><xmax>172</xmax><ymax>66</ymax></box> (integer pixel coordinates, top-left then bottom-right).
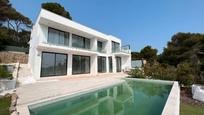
<box><xmin>16</xmin><ymin>73</ymin><xmax>128</xmax><ymax>114</ymax></box>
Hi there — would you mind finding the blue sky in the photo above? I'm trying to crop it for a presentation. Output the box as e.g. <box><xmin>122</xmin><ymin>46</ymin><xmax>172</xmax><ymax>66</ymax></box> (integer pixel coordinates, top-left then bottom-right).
<box><xmin>11</xmin><ymin>0</ymin><xmax>204</xmax><ymax>53</ymax></box>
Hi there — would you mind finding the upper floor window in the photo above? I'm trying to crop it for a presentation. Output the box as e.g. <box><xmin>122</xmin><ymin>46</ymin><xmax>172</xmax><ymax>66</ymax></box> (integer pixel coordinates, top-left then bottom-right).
<box><xmin>97</xmin><ymin>41</ymin><xmax>103</xmax><ymax>52</ymax></box>
<box><xmin>48</xmin><ymin>28</ymin><xmax>69</xmax><ymax>46</ymax></box>
<box><xmin>72</xmin><ymin>34</ymin><xmax>90</xmax><ymax>49</ymax></box>
<box><xmin>112</xmin><ymin>41</ymin><xmax>120</xmax><ymax>53</ymax></box>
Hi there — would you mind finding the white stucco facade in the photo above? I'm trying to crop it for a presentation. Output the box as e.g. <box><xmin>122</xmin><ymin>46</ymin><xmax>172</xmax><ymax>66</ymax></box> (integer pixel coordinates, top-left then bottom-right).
<box><xmin>28</xmin><ymin>9</ymin><xmax>131</xmax><ymax>80</ymax></box>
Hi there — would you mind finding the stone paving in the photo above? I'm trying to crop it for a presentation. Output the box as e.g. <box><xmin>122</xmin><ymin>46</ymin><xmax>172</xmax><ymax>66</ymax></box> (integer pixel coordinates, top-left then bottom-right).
<box><xmin>16</xmin><ymin>73</ymin><xmax>128</xmax><ymax>114</ymax></box>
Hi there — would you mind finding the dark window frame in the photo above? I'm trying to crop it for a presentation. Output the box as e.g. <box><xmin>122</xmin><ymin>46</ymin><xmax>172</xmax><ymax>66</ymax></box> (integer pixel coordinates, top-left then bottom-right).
<box><xmin>48</xmin><ymin>27</ymin><xmax>70</xmax><ymax>46</ymax></box>
<box><xmin>72</xmin><ymin>34</ymin><xmax>90</xmax><ymax>49</ymax></box>
<box><xmin>112</xmin><ymin>41</ymin><xmax>120</xmax><ymax>53</ymax></box>
<box><xmin>72</xmin><ymin>55</ymin><xmax>91</xmax><ymax>74</ymax></box>
<box><xmin>97</xmin><ymin>41</ymin><xmax>103</xmax><ymax>52</ymax></box>
<box><xmin>40</xmin><ymin>52</ymin><xmax>68</xmax><ymax>77</ymax></box>
<box><xmin>116</xmin><ymin>56</ymin><xmax>122</xmax><ymax>72</ymax></box>
<box><xmin>108</xmin><ymin>56</ymin><xmax>113</xmax><ymax>73</ymax></box>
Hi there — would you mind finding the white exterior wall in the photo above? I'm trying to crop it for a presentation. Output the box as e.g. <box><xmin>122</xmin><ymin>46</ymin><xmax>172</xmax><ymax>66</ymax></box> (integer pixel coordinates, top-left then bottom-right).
<box><xmin>28</xmin><ymin>9</ymin><xmax>131</xmax><ymax>80</ymax></box>
<box><xmin>122</xmin><ymin>56</ymin><xmax>131</xmax><ymax>70</ymax></box>
<box><xmin>112</xmin><ymin>55</ymin><xmax>117</xmax><ymax>73</ymax></box>
<box><xmin>67</xmin><ymin>54</ymin><xmax>72</xmax><ymax>75</ymax></box>
<box><xmin>38</xmin><ymin>24</ymin><xmax>48</xmax><ymax>43</ymax></box>
<box><xmin>91</xmin><ymin>55</ymin><xmax>97</xmax><ymax>75</ymax></box>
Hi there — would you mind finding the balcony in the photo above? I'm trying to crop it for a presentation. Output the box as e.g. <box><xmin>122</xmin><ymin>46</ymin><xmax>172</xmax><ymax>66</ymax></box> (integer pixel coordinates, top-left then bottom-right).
<box><xmin>112</xmin><ymin>45</ymin><xmax>131</xmax><ymax>54</ymax></box>
<box><xmin>37</xmin><ymin>42</ymin><xmax>97</xmax><ymax>55</ymax></box>
<box><xmin>121</xmin><ymin>45</ymin><xmax>131</xmax><ymax>53</ymax></box>
<box><xmin>113</xmin><ymin>45</ymin><xmax>131</xmax><ymax>57</ymax></box>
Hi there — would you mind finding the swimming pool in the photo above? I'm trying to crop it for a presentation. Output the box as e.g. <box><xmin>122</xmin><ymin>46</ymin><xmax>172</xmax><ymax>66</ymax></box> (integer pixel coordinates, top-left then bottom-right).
<box><xmin>29</xmin><ymin>79</ymin><xmax>172</xmax><ymax>115</ymax></box>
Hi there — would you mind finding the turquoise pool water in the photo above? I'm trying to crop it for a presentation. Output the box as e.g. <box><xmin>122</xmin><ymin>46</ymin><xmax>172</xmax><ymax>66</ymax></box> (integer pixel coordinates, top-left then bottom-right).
<box><xmin>29</xmin><ymin>79</ymin><xmax>172</xmax><ymax>115</ymax></box>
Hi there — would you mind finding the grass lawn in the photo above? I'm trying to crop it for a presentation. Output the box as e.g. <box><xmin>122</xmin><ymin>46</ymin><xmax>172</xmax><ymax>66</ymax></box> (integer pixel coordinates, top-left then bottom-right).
<box><xmin>180</xmin><ymin>101</ymin><xmax>204</xmax><ymax>115</ymax></box>
<box><xmin>0</xmin><ymin>96</ymin><xmax>11</xmax><ymax>115</ymax></box>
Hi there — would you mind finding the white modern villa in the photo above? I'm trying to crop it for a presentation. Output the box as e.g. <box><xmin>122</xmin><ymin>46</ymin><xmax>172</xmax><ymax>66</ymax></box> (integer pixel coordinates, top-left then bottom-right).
<box><xmin>28</xmin><ymin>9</ymin><xmax>131</xmax><ymax>80</ymax></box>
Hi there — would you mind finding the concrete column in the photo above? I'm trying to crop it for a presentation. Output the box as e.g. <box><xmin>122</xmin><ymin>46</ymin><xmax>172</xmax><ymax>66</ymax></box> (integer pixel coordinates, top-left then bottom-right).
<box><xmin>103</xmin><ymin>41</ymin><xmax>108</xmax><ymax>53</ymax></box>
<box><xmin>106</xmin><ymin>40</ymin><xmax>111</xmax><ymax>54</ymax></box>
<box><xmin>67</xmin><ymin>54</ymin><xmax>73</xmax><ymax>75</ymax></box>
<box><xmin>106</xmin><ymin>56</ymin><xmax>109</xmax><ymax>73</ymax></box>
<box><xmin>91</xmin><ymin>55</ymin><xmax>97</xmax><ymax>75</ymax></box>
<box><xmin>91</xmin><ymin>38</ymin><xmax>97</xmax><ymax>51</ymax></box>
<box><xmin>34</xmin><ymin>50</ymin><xmax>42</xmax><ymax>80</ymax></box>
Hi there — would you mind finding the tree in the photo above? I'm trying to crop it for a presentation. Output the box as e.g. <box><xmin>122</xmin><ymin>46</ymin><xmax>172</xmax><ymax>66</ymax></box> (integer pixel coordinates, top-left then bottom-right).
<box><xmin>0</xmin><ymin>0</ymin><xmax>32</xmax><ymax>47</ymax></box>
<box><xmin>42</xmin><ymin>2</ymin><xmax>72</xmax><ymax>20</ymax></box>
<box><xmin>158</xmin><ymin>33</ymin><xmax>204</xmax><ymax>66</ymax></box>
<box><xmin>0</xmin><ymin>0</ymin><xmax>12</xmax><ymax>22</ymax></box>
<box><xmin>176</xmin><ymin>63</ymin><xmax>194</xmax><ymax>86</ymax></box>
<box><xmin>131</xmin><ymin>52</ymin><xmax>142</xmax><ymax>60</ymax></box>
<box><xmin>140</xmin><ymin>45</ymin><xmax>158</xmax><ymax>64</ymax></box>
<box><xmin>158</xmin><ymin>33</ymin><xmax>204</xmax><ymax>84</ymax></box>
<box><xmin>6</xmin><ymin>8</ymin><xmax>32</xmax><ymax>41</ymax></box>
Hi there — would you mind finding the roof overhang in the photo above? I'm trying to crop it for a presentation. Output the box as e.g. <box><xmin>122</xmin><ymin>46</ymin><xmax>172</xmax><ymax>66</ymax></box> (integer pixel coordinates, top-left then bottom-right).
<box><xmin>38</xmin><ymin>9</ymin><xmax>110</xmax><ymax>41</ymax></box>
<box><xmin>114</xmin><ymin>52</ymin><xmax>131</xmax><ymax>57</ymax></box>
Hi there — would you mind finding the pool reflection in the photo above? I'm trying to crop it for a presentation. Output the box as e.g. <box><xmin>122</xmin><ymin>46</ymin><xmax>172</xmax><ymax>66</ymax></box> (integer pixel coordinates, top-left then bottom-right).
<box><xmin>30</xmin><ymin>82</ymin><xmax>134</xmax><ymax>115</ymax></box>
<box><xmin>29</xmin><ymin>80</ymin><xmax>172</xmax><ymax>115</ymax></box>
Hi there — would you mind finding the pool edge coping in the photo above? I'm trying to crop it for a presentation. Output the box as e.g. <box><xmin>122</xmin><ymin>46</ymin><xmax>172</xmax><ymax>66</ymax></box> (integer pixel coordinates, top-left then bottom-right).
<box><xmin>162</xmin><ymin>81</ymin><xmax>180</xmax><ymax>115</ymax></box>
<box><xmin>17</xmin><ymin>78</ymin><xmax>180</xmax><ymax>115</ymax></box>
<box><xmin>126</xmin><ymin>78</ymin><xmax>180</xmax><ymax>115</ymax></box>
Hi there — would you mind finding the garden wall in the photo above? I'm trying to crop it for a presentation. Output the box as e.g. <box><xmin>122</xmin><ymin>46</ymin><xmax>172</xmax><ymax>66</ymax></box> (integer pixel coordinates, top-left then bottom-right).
<box><xmin>0</xmin><ymin>51</ymin><xmax>28</xmax><ymax>64</ymax></box>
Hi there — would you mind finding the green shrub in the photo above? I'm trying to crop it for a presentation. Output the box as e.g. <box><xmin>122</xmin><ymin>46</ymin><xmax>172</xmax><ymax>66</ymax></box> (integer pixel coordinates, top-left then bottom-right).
<box><xmin>0</xmin><ymin>96</ymin><xmax>11</xmax><ymax>115</ymax></box>
<box><xmin>131</xmin><ymin>62</ymin><xmax>196</xmax><ymax>86</ymax></box>
<box><xmin>129</xmin><ymin>68</ymin><xmax>145</xmax><ymax>78</ymax></box>
<box><xmin>144</xmin><ymin>63</ymin><xmax>177</xmax><ymax>80</ymax></box>
<box><xmin>176</xmin><ymin>63</ymin><xmax>195</xmax><ymax>86</ymax></box>
<box><xmin>0</xmin><ymin>65</ymin><xmax>12</xmax><ymax>79</ymax></box>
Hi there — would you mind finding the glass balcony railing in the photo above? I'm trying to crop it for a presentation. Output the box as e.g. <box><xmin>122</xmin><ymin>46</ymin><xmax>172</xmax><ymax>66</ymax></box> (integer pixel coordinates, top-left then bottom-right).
<box><xmin>45</xmin><ymin>42</ymin><xmax>101</xmax><ymax>52</ymax></box>
<box><xmin>44</xmin><ymin>41</ymin><xmax>130</xmax><ymax>54</ymax></box>
<box><xmin>112</xmin><ymin>45</ymin><xmax>131</xmax><ymax>54</ymax></box>
<box><xmin>97</xmin><ymin>48</ymin><xmax>107</xmax><ymax>53</ymax></box>
<box><xmin>121</xmin><ymin>45</ymin><xmax>131</xmax><ymax>53</ymax></box>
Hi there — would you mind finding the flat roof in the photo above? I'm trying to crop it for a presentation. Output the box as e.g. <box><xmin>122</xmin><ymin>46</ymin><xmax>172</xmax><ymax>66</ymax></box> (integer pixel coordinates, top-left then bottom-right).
<box><xmin>36</xmin><ymin>9</ymin><xmax>121</xmax><ymax>43</ymax></box>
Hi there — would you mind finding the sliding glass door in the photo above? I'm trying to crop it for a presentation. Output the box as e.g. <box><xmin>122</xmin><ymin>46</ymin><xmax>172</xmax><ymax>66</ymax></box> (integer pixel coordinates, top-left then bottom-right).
<box><xmin>97</xmin><ymin>41</ymin><xmax>103</xmax><ymax>52</ymax></box>
<box><xmin>41</xmin><ymin>52</ymin><xmax>67</xmax><ymax>77</ymax></box>
<box><xmin>72</xmin><ymin>34</ymin><xmax>90</xmax><ymax>50</ymax></box>
<box><xmin>98</xmin><ymin>56</ymin><xmax>106</xmax><ymax>73</ymax></box>
<box><xmin>112</xmin><ymin>41</ymin><xmax>120</xmax><ymax>53</ymax></box>
<box><xmin>72</xmin><ymin>55</ymin><xmax>90</xmax><ymax>74</ymax></box>
<box><xmin>55</xmin><ymin>54</ymin><xmax>67</xmax><ymax>76</ymax></box>
<box><xmin>116</xmin><ymin>57</ymin><xmax>121</xmax><ymax>72</ymax></box>
<box><xmin>108</xmin><ymin>57</ymin><xmax>113</xmax><ymax>72</ymax></box>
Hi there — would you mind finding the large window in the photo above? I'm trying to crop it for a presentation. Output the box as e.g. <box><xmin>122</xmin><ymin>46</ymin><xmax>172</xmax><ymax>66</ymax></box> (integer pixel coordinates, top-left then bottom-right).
<box><xmin>116</xmin><ymin>57</ymin><xmax>122</xmax><ymax>72</ymax></box>
<box><xmin>98</xmin><ymin>56</ymin><xmax>106</xmax><ymax>73</ymax></box>
<box><xmin>112</xmin><ymin>41</ymin><xmax>120</xmax><ymax>53</ymax></box>
<box><xmin>72</xmin><ymin>34</ymin><xmax>90</xmax><ymax>49</ymax></box>
<box><xmin>41</xmin><ymin>52</ymin><xmax>67</xmax><ymax>77</ymax></box>
<box><xmin>72</xmin><ymin>55</ymin><xmax>90</xmax><ymax>74</ymax></box>
<box><xmin>97</xmin><ymin>41</ymin><xmax>103</xmax><ymax>52</ymax></box>
<box><xmin>48</xmin><ymin>28</ymin><xmax>69</xmax><ymax>46</ymax></box>
<box><xmin>108</xmin><ymin>57</ymin><xmax>113</xmax><ymax>72</ymax></box>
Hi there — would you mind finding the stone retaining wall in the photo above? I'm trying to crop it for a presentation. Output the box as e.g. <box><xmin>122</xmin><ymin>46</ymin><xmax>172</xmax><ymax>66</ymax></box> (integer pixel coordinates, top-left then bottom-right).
<box><xmin>0</xmin><ymin>51</ymin><xmax>28</xmax><ymax>64</ymax></box>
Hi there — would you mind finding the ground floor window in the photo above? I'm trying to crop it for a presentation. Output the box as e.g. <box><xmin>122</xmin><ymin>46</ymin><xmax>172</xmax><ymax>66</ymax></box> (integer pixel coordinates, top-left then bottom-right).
<box><xmin>41</xmin><ymin>52</ymin><xmax>67</xmax><ymax>77</ymax></box>
<box><xmin>72</xmin><ymin>55</ymin><xmax>90</xmax><ymax>74</ymax></box>
<box><xmin>116</xmin><ymin>57</ymin><xmax>121</xmax><ymax>72</ymax></box>
<box><xmin>98</xmin><ymin>56</ymin><xmax>106</xmax><ymax>73</ymax></box>
<box><xmin>109</xmin><ymin>57</ymin><xmax>113</xmax><ymax>72</ymax></box>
